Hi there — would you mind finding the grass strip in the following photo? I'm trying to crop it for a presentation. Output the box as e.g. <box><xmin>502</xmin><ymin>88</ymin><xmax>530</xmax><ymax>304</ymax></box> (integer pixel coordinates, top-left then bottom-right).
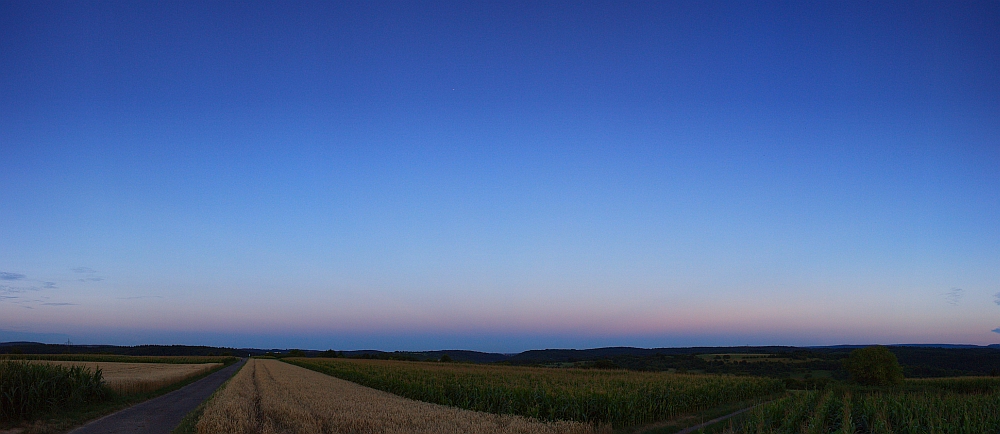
<box><xmin>171</xmin><ymin>363</ymin><xmax>244</xmax><ymax>434</ymax></box>
<box><xmin>628</xmin><ymin>394</ymin><xmax>784</xmax><ymax>434</ymax></box>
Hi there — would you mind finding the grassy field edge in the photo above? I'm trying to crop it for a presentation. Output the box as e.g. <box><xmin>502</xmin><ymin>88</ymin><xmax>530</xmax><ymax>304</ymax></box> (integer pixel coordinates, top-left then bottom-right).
<box><xmin>7</xmin><ymin>358</ymin><xmax>237</xmax><ymax>434</ymax></box>
<box><xmin>171</xmin><ymin>361</ymin><xmax>245</xmax><ymax>434</ymax></box>
<box><xmin>630</xmin><ymin>394</ymin><xmax>785</xmax><ymax>434</ymax></box>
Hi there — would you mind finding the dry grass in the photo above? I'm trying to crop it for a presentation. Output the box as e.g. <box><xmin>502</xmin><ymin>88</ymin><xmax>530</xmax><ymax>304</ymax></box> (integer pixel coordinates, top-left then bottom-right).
<box><xmin>29</xmin><ymin>360</ymin><xmax>220</xmax><ymax>395</ymax></box>
<box><xmin>197</xmin><ymin>358</ymin><xmax>604</xmax><ymax>434</ymax></box>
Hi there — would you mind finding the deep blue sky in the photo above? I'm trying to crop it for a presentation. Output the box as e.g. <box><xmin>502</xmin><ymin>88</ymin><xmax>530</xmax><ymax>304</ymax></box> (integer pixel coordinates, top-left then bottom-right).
<box><xmin>2</xmin><ymin>1</ymin><xmax>998</xmax><ymax>351</ymax></box>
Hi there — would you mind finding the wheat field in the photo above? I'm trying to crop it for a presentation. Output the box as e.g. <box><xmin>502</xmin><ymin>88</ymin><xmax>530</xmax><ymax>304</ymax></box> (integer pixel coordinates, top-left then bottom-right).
<box><xmin>29</xmin><ymin>360</ymin><xmax>221</xmax><ymax>394</ymax></box>
<box><xmin>197</xmin><ymin>358</ymin><xmax>604</xmax><ymax>434</ymax></box>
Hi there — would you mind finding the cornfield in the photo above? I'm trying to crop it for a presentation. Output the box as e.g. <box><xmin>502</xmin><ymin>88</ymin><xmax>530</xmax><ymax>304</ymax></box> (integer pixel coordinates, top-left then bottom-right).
<box><xmin>287</xmin><ymin>357</ymin><xmax>784</xmax><ymax>427</ymax></box>
<box><xmin>0</xmin><ymin>360</ymin><xmax>108</xmax><ymax>423</ymax></box>
<box><xmin>27</xmin><ymin>360</ymin><xmax>221</xmax><ymax>395</ymax></box>
<box><xmin>721</xmin><ymin>377</ymin><xmax>1000</xmax><ymax>433</ymax></box>
<box><xmin>197</xmin><ymin>358</ymin><xmax>602</xmax><ymax>434</ymax></box>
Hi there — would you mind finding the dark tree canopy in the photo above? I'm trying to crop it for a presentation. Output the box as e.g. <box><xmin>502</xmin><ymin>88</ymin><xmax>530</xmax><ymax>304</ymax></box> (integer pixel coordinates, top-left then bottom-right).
<box><xmin>845</xmin><ymin>346</ymin><xmax>904</xmax><ymax>386</ymax></box>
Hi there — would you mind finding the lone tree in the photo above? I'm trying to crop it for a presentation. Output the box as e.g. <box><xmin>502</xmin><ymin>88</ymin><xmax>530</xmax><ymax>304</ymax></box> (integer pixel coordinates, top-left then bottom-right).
<box><xmin>844</xmin><ymin>345</ymin><xmax>904</xmax><ymax>386</ymax></box>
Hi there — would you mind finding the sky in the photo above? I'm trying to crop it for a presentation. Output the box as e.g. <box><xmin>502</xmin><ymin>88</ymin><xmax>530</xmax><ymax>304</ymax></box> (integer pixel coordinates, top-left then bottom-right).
<box><xmin>1</xmin><ymin>1</ymin><xmax>998</xmax><ymax>352</ymax></box>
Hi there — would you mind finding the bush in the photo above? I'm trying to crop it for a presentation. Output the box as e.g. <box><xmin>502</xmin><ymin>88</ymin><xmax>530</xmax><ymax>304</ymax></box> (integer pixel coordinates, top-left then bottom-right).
<box><xmin>590</xmin><ymin>359</ymin><xmax>619</xmax><ymax>369</ymax></box>
<box><xmin>0</xmin><ymin>360</ymin><xmax>109</xmax><ymax>422</ymax></box>
<box><xmin>844</xmin><ymin>346</ymin><xmax>904</xmax><ymax>386</ymax></box>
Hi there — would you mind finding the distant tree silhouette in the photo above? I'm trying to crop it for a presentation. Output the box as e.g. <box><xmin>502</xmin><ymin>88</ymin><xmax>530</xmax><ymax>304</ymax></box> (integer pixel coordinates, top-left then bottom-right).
<box><xmin>844</xmin><ymin>346</ymin><xmax>903</xmax><ymax>386</ymax></box>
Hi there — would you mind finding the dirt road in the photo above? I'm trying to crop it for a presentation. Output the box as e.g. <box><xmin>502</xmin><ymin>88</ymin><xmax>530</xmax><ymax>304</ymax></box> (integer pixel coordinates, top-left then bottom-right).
<box><xmin>69</xmin><ymin>358</ymin><xmax>246</xmax><ymax>434</ymax></box>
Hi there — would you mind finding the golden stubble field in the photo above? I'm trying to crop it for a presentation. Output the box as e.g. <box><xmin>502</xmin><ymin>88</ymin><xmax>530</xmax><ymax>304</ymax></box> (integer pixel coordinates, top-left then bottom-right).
<box><xmin>29</xmin><ymin>360</ymin><xmax>221</xmax><ymax>394</ymax></box>
<box><xmin>197</xmin><ymin>358</ymin><xmax>604</xmax><ymax>434</ymax></box>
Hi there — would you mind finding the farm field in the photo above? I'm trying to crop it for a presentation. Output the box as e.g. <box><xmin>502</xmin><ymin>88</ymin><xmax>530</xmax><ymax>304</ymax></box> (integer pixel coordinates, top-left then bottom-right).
<box><xmin>28</xmin><ymin>360</ymin><xmax>221</xmax><ymax>394</ymax></box>
<box><xmin>197</xmin><ymin>358</ymin><xmax>600</xmax><ymax>434</ymax></box>
<box><xmin>695</xmin><ymin>354</ymin><xmax>816</xmax><ymax>364</ymax></box>
<box><xmin>0</xmin><ymin>360</ymin><xmax>106</xmax><ymax>424</ymax></box>
<box><xmin>1</xmin><ymin>355</ymin><xmax>234</xmax><ymax>433</ymax></box>
<box><xmin>719</xmin><ymin>377</ymin><xmax>1000</xmax><ymax>434</ymax></box>
<box><xmin>286</xmin><ymin>357</ymin><xmax>784</xmax><ymax>427</ymax></box>
<box><xmin>0</xmin><ymin>354</ymin><xmax>237</xmax><ymax>364</ymax></box>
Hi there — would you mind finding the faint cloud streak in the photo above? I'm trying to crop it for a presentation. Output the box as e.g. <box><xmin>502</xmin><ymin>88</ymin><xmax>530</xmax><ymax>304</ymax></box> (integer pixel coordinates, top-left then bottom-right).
<box><xmin>0</xmin><ymin>272</ymin><xmax>26</xmax><ymax>281</ymax></box>
<box><xmin>0</xmin><ymin>276</ymin><xmax>71</xmax><ymax>308</ymax></box>
<box><xmin>72</xmin><ymin>267</ymin><xmax>104</xmax><ymax>282</ymax></box>
<box><xmin>944</xmin><ymin>288</ymin><xmax>963</xmax><ymax>305</ymax></box>
<box><xmin>0</xmin><ymin>285</ymin><xmax>39</xmax><ymax>294</ymax></box>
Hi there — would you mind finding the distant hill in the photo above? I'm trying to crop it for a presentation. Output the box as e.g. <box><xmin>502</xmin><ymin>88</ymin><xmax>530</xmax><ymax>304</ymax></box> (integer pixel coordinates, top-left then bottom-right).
<box><xmin>505</xmin><ymin>346</ymin><xmax>803</xmax><ymax>363</ymax></box>
<box><xmin>882</xmin><ymin>346</ymin><xmax>1000</xmax><ymax>377</ymax></box>
<box><xmin>809</xmin><ymin>344</ymin><xmax>986</xmax><ymax>349</ymax></box>
<box><xmin>0</xmin><ymin>341</ymin><xmax>256</xmax><ymax>357</ymax></box>
<box><xmin>335</xmin><ymin>349</ymin><xmax>508</xmax><ymax>363</ymax></box>
<box><xmin>0</xmin><ymin>342</ymin><xmax>509</xmax><ymax>363</ymax></box>
<box><xmin>3</xmin><ymin>341</ymin><xmax>998</xmax><ymax>377</ymax></box>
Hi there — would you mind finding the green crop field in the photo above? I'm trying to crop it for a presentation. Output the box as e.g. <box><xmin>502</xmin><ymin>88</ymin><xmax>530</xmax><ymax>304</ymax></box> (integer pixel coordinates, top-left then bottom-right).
<box><xmin>719</xmin><ymin>377</ymin><xmax>1000</xmax><ymax>434</ymax></box>
<box><xmin>0</xmin><ymin>360</ymin><xmax>108</xmax><ymax>423</ymax></box>
<box><xmin>287</xmin><ymin>357</ymin><xmax>784</xmax><ymax>427</ymax></box>
<box><xmin>1</xmin><ymin>356</ymin><xmax>233</xmax><ymax>432</ymax></box>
